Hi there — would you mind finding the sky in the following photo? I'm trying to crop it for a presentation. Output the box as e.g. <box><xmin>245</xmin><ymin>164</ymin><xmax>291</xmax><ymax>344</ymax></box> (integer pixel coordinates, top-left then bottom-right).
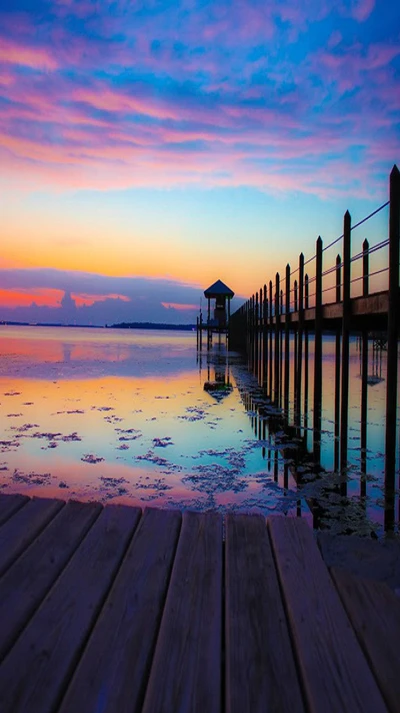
<box><xmin>0</xmin><ymin>0</ymin><xmax>399</xmax><ymax>325</ymax></box>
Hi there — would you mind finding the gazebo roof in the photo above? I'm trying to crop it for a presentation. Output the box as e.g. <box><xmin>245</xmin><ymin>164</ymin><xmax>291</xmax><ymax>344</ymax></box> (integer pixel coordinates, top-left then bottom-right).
<box><xmin>204</xmin><ymin>279</ymin><xmax>234</xmax><ymax>298</ymax></box>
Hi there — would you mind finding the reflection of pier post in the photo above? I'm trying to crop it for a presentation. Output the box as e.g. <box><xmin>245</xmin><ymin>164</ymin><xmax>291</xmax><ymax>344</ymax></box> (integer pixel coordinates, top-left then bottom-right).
<box><xmin>334</xmin><ymin>330</ymin><xmax>341</xmax><ymax>472</ymax></box>
<box><xmin>304</xmin><ymin>330</ymin><xmax>309</xmax><ymax>446</ymax></box>
<box><xmin>313</xmin><ymin>236</ymin><xmax>323</xmax><ymax>465</ymax></box>
<box><xmin>384</xmin><ymin>166</ymin><xmax>400</xmax><ymax>531</ymax></box>
<box><xmin>360</xmin><ymin>330</ymin><xmax>368</xmax><ymax>499</ymax></box>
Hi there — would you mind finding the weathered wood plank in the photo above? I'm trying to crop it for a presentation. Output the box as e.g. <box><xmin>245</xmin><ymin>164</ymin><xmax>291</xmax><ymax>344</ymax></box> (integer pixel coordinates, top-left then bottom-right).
<box><xmin>268</xmin><ymin>516</ymin><xmax>387</xmax><ymax>713</ymax></box>
<box><xmin>0</xmin><ymin>499</ymin><xmax>101</xmax><ymax>662</ymax></box>
<box><xmin>0</xmin><ymin>504</ymin><xmax>141</xmax><ymax>713</ymax></box>
<box><xmin>332</xmin><ymin>566</ymin><xmax>400</xmax><ymax>713</ymax></box>
<box><xmin>0</xmin><ymin>494</ymin><xmax>29</xmax><ymax>527</ymax></box>
<box><xmin>59</xmin><ymin>507</ymin><xmax>181</xmax><ymax>713</ymax></box>
<box><xmin>142</xmin><ymin>510</ymin><xmax>222</xmax><ymax>713</ymax></box>
<box><xmin>0</xmin><ymin>497</ymin><xmax>64</xmax><ymax>577</ymax></box>
<box><xmin>225</xmin><ymin>513</ymin><xmax>305</xmax><ymax>713</ymax></box>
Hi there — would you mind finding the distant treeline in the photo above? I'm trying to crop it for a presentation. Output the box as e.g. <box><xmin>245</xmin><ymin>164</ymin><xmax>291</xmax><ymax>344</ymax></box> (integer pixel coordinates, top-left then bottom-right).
<box><xmin>109</xmin><ymin>322</ymin><xmax>196</xmax><ymax>331</ymax></box>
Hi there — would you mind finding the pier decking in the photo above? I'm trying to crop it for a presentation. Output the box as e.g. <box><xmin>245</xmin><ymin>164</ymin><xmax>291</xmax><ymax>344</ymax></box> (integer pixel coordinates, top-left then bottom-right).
<box><xmin>0</xmin><ymin>493</ymin><xmax>399</xmax><ymax>713</ymax></box>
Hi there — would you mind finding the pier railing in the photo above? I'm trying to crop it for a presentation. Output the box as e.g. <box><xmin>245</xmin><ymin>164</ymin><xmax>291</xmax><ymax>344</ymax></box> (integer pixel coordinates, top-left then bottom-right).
<box><xmin>229</xmin><ymin>165</ymin><xmax>400</xmax><ymax>528</ymax></box>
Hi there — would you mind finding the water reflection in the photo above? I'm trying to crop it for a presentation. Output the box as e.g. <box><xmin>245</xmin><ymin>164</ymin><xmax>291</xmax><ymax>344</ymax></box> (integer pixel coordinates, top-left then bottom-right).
<box><xmin>0</xmin><ymin>325</ymin><xmax>398</xmax><ymax>535</ymax></box>
<box><xmin>0</xmin><ymin>326</ymin><xmax>300</xmax><ymax>517</ymax></box>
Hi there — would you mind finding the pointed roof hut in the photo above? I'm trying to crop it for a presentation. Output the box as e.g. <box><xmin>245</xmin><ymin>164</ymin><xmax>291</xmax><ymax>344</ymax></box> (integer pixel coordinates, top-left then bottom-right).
<box><xmin>204</xmin><ymin>279</ymin><xmax>234</xmax><ymax>299</ymax></box>
<box><xmin>203</xmin><ymin>279</ymin><xmax>234</xmax><ymax>328</ymax></box>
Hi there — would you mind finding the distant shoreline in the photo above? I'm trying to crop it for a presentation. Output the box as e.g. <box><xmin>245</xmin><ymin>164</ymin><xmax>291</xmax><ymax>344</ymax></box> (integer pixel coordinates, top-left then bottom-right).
<box><xmin>0</xmin><ymin>320</ymin><xmax>196</xmax><ymax>331</ymax></box>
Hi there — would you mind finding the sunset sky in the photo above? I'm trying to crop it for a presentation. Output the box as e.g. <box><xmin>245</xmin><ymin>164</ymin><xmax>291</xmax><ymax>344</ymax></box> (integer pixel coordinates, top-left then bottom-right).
<box><xmin>1</xmin><ymin>0</ymin><xmax>399</xmax><ymax>324</ymax></box>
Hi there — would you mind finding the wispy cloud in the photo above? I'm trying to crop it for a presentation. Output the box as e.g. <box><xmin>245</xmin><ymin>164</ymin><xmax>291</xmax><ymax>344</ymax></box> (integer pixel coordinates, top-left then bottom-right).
<box><xmin>0</xmin><ymin>0</ymin><xmax>398</xmax><ymax>199</ymax></box>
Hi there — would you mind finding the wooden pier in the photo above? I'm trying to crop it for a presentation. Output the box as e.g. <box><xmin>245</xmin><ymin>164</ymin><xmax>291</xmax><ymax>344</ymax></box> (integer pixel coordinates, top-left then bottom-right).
<box><xmin>0</xmin><ymin>493</ymin><xmax>400</xmax><ymax>713</ymax></box>
<box><xmin>229</xmin><ymin>166</ymin><xmax>400</xmax><ymax>525</ymax></box>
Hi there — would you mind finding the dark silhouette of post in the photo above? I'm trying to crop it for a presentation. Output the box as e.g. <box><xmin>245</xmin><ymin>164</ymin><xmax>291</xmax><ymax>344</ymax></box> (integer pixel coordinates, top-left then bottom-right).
<box><xmin>362</xmin><ymin>239</ymin><xmax>369</xmax><ymax>297</ymax></box>
<box><xmin>269</xmin><ymin>280</ymin><xmax>273</xmax><ymax>398</ymax></box>
<box><xmin>274</xmin><ymin>273</ymin><xmax>280</xmax><ymax>405</ymax></box>
<box><xmin>305</xmin><ymin>274</ymin><xmax>309</xmax><ymax>309</ymax></box>
<box><xmin>284</xmin><ymin>264</ymin><xmax>290</xmax><ymax>417</ymax></box>
<box><xmin>340</xmin><ymin>211</ymin><xmax>351</xmax><ymax>495</ymax></box>
<box><xmin>313</xmin><ymin>236</ymin><xmax>323</xmax><ymax>464</ymax></box>
<box><xmin>263</xmin><ymin>284</ymin><xmax>268</xmax><ymax>390</ymax></box>
<box><xmin>336</xmin><ymin>254</ymin><xmax>341</xmax><ymax>302</ymax></box>
<box><xmin>334</xmin><ymin>329</ymin><xmax>341</xmax><ymax>472</ymax></box>
<box><xmin>384</xmin><ymin>165</ymin><xmax>400</xmax><ymax>531</ymax></box>
<box><xmin>360</xmin><ymin>330</ymin><xmax>368</xmax><ymax>498</ymax></box>
<box><xmin>296</xmin><ymin>253</ymin><xmax>304</xmax><ymax>431</ymax></box>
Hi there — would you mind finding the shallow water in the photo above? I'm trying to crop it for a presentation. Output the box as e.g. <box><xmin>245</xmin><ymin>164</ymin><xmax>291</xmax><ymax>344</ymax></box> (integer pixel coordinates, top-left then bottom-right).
<box><xmin>0</xmin><ymin>325</ymin><xmax>398</xmax><ymax>535</ymax></box>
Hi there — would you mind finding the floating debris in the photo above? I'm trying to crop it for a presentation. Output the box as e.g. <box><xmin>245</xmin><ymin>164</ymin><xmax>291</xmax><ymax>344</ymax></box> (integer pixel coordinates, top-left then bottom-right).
<box><xmin>81</xmin><ymin>454</ymin><xmax>105</xmax><ymax>464</ymax></box>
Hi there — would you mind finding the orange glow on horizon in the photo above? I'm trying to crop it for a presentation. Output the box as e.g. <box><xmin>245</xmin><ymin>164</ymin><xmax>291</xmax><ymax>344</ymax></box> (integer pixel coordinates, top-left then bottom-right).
<box><xmin>161</xmin><ymin>302</ymin><xmax>198</xmax><ymax>311</ymax></box>
<box><xmin>0</xmin><ymin>288</ymin><xmax>63</xmax><ymax>308</ymax></box>
<box><xmin>72</xmin><ymin>293</ymin><xmax>131</xmax><ymax>307</ymax></box>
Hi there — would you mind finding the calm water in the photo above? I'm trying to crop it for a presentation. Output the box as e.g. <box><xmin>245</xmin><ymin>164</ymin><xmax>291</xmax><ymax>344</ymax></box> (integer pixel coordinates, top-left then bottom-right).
<box><xmin>0</xmin><ymin>325</ymin><xmax>398</xmax><ymax>535</ymax></box>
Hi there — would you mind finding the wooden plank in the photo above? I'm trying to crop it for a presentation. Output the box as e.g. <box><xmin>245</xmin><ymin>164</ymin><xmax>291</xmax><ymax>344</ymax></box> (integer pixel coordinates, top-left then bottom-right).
<box><xmin>332</xmin><ymin>566</ymin><xmax>400</xmax><ymax>713</ymax></box>
<box><xmin>0</xmin><ymin>494</ymin><xmax>29</xmax><ymax>527</ymax></box>
<box><xmin>59</xmin><ymin>507</ymin><xmax>181</xmax><ymax>713</ymax></box>
<box><xmin>225</xmin><ymin>514</ymin><xmax>305</xmax><ymax>713</ymax></box>
<box><xmin>268</xmin><ymin>516</ymin><xmax>387</xmax><ymax>713</ymax></box>
<box><xmin>142</xmin><ymin>511</ymin><xmax>222</xmax><ymax>713</ymax></box>
<box><xmin>0</xmin><ymin>497</ymin><xmax>64</xmax><ymax>577</ymax></box>
<box><xmin>0</xmin><ymin>503</ymin><xmax>141</xmax><ymax>713</ymax></box>
<box><xmin>0</xmin><ymin>499</ymin><xmax>101</xmax><ymax>661</ymax></box>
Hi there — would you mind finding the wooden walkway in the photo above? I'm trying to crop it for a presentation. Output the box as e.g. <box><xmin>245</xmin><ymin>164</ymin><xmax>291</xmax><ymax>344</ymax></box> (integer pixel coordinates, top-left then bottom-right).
<box><xmin>0</xmin><ymin>494</ymin><xmax>399</xmax><ymax>713</ymax></box>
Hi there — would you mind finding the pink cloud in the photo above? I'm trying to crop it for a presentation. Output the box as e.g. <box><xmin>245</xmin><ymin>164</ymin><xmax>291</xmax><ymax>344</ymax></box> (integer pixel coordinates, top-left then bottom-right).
<box><xmin>0</xmin><ymin>37</ymin><xmax>58</xmax><ymax>70</ymax></box>
<box><xmin>348</xmin><ymin>0</ymin><xmax>375</xmax><ymax>21</ymax></box>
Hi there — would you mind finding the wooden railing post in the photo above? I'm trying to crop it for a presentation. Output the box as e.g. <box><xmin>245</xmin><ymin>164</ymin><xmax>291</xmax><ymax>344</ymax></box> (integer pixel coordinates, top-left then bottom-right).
<box><xmin>284</xmin><ymin>264</ymin><xmax>291</xmax><ymax>417</ymax></box>
<box><xmin>263</xmin><ymin>284</ymin><xmax>268</xmax><ymax>390</ymax></box>
<box><xmin>269</xmin><ymin>280</ymin><xmax>273</xmax><ymax>396</ymax></box>
<box><xmin>255</xmin><ymin>291</ymin><xmax>259</xmax><ymax>377</ymax></box>
<box><xmin>385</xmin><ymin>164</ymin><xmax>400</xmax><ymax>530</ymax></box>
<box><xmin>296</xmin><ymin>253</ymin><xmax>305</xmax><ymax>429</ymax></box>
<box><xmin>340</xmin><ymin>211</ymin><xmax>351</xmax><ymax>486</ymax></box>
<box><xmin>362</xmin><ymin>239</ymin><xmax>369</xmax><ymax>297</ymax></box>
<box><xmin>294</xmin><ymin>280</ymin><xmax>298</xmax><ymax>313</ymax></box>
<box><xmin>274</xmin><ymin>272</ymin><xmax>280</xmax><ymax>405</ymax></box>
<box><xmin>298</xmin><ymin>253</ymin><xmax>304</xmax><ymax>323</ymax></box>
<box><xmin>305</xmin><ymin>274</ymin><xmax>309</xmax><ymax>309</ymax></box>
<box><xmin>336</xmin><ymin>254</ymin><xmax>341</xmax><ymax>302</ymax></box>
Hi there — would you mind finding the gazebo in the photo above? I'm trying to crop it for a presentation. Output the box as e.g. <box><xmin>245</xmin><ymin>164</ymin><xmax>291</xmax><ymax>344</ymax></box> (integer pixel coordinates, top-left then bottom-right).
<box><xmin>204</xmin><ymin>279</ymin><xmax>235</xmax><ymax>328</ymax></box>
<box><xmin>197</xmin><ymin>279</ymin><xmax>235</xmax><ymax>349</ymax></box>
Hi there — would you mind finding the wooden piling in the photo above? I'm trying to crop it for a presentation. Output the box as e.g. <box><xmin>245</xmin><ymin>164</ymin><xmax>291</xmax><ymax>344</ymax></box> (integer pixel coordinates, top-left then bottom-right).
<box><xmin>362</xmin><ymin>239</ymin><xmax>369</xmax><ymax>297</ymax></box>
<box><xmin>313</xmin><ymin>236</ymin><xmax>323</xmax><ymax>464</ymax></box>
<box><xmin>274</xmin><ymin>273</ymin><xmax>280</xmax><ymax>405</ymax></box>
<box><xmin>340</xmin><ymin>211</ymin><xmax>351</xmax><ymax>494</ymax></box>
<box><xmin>384</xmin><ymin>165</ymin><xmax>400</xmax><ymax>531</ymax></box>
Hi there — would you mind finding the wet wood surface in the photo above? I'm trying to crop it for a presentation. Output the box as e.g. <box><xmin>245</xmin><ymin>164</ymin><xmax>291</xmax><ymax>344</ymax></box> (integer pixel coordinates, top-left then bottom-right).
<box><xmin>0</xmin><ymin>493</ymin><xmax>398</xmax><ymax>713</ymax></box>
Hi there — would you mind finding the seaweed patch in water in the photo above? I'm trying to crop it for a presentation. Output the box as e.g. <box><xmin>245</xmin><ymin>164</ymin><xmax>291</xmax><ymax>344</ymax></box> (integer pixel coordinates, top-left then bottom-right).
<box><xmin>99</xmin><ymin>475</ymin><xmax>129</xmax><ymax>499</ymax></box>
<box><xmin>54</xmin><ymin>409</ymin><xmax>85</xmax><ymax>415</ymax></box>
<box><xmin>81</xmin><ymin>454</ymin><xmax>105</xmax><ymax>464</ymax></box>
<box><xmin>12</xmin><ymin>468</ymin><xmax>53</xmax><ymax>485</ymax></box>
<box><xmin>152</xmin><ymin>437</ymin><xmax>173</xmax><ymax>448</ymax></box>
<box><xmin>0</xmin><ymin>440</ymin><xmax>21</xmax><ymax>452</ymax></box>
<box><xmin>179</xmin><ymin>406</ymin><xmax>206</xmax><ymax>422</ymax></box>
